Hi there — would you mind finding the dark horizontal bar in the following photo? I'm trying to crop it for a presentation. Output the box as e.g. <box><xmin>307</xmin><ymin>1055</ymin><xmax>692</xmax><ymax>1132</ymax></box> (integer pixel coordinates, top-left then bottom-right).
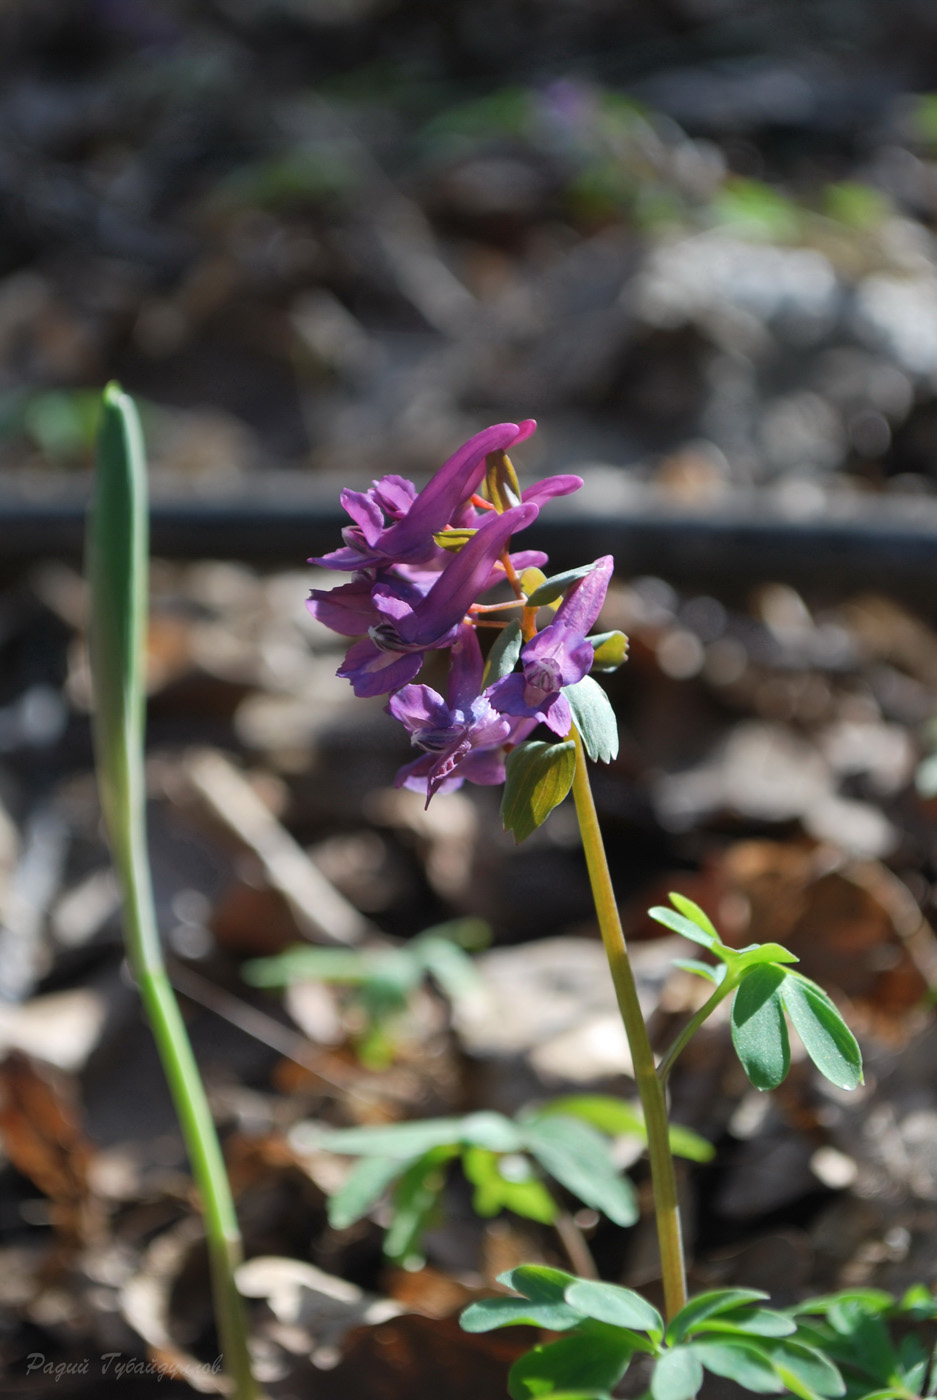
<box><xmin>4</xmin><ymin>472</ymin><xmax>937</xmax><ymax>607</ymax></box>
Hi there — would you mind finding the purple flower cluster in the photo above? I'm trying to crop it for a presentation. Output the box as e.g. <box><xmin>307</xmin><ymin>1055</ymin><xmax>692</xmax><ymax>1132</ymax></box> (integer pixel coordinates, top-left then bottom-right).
<box><xmin>308</xmin><ymin>421</ymin><xmax>613</xmax><ymax>804</ymax></box>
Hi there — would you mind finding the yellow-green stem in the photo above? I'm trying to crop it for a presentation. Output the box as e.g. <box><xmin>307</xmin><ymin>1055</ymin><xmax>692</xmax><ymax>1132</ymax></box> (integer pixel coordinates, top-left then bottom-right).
<box><xmin>570</xmin><ymin>730</ymin><xmax>687</xmax><ymax>1320</ymax></box>
<box><xmin>657</xmin><ymin>978</ymin><xmax>737</xmax><ymax>1088</ymax></box>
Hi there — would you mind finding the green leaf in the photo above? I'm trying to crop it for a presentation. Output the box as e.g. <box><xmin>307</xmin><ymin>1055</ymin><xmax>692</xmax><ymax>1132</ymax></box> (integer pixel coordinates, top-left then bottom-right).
<box><xmin>588</xmin><ymin>630</ymin><xmax>629</xmax><ymax>673</ymax></box>
<box><xmin>780</xmin><ymin>975</ymin><xmax>863</xmax><ymax>1091</ymax></box>
<box><xmin>668</xmin><ymin>894</ymin><xmax>720</xmax><ymax>941</ymax></box>
<box><xmin>733</xmin><ymin>943</ymin><xmax>800</xmax><ymax>971</ymax></box>
<box><xmin>697</xmin><ymin>1309</ymin><xmax>797</xmax><ymax>1339</ymax></box>
<box><xmin>462</xmin><ymin>1266</ymin><xmax>583</xmax><ymax>1333</ymax></box>
<box><xmin>242</xmin><ymin>946</ymin><xmax>380</xmax><ymax>987</ymax></box>
<box><xmin>87</xmin><ymin>384</ymin><xmax>149</xmax><ymax>870</ymax></box>
<box><xmin>565</xmin><ymin>1280</ymin><xmax>663</xmax><ymax>1335</ymax></box>
<box><xmin>529</xmin><ymin>1097</ymin><xmax>713</xmax><ymax>1163</ymax></box>
<box><xmin>648</xmin><ymin>906</ymin><xmax>722</xmax><ymax>952</ymax></box>
<box><xmin>461</xmin><ymin>1146</ymin><xmax>558</xmax><ymax>1223</ymax></box>
<box><xmin>767</xmin><ymin>1341</ymin><xmax>846</xmax><ymax>1398</ymax></box>
<box><xmin>413</xmin><ymin>935</ymin><xmax>481</xmax><ymax>1004</ymax></box>
<box><xmin>383</xmin><ymin>1145</ymin><xmax>456</xmax><ymax>1264</ymax></box>
<box><xmin>692</xmin><ymin>1339</ymin><xmax>783</xmax><ymax>1393</ymax></box>
<box><xmin>673</xmin><ymin>957</ymin><xmax>723</xmax><ymax>984</ymax></box>
<box><xmin>565</xmin><ymin>676</ymin><xmax>619</xmax><ymax>764</ymax></box>
<box><xmin>460</xmin><ymin>1296</ymin><xmax>584</xmax><ymax>1333</ymax></box>
<box><xmin>326</xmin><ymin>1155</ymin><xmax>404</xmax><ymax>1230</ymax></box>
<box><xmin>530</xmin><ymin>1095</ymin><xmax>646</xmax><ymax>1138</ymax></box>
<box><xmin>791</xmin><ymin>1290</ymin><xmax>895</xmax><ymax>1319</ymax></box>
<box><xmin>459</xmin><ymin>1111</ymin><xmax>526</xmax><ymax>1152</ymax></box>
<box><xmin>501</xmin><ymin>1265</ymin><xmax>579</xmax><ymax>1300</ymax></box>
<box><xmin>731</xmin><ymin>965</ymin><xmax>791</xmax><ymax>1090</ymax></box>
<box><xmin>508</xmin><ymin>1325</ymin><xmax>635</xmax><ymax>1400</ymax></box>
<box><xmin>521</xmin><ymin>1117</ymin><xmax>639</xmax><ymax>1226</ymax></box>
<box><xmin>526</xmin><ymin>563</ymin><xmax>598</xmax><ymax>608</ymax></box>
<box><xmin>651</xmin><ymin>1347</ymin><xmax>704</xmax><ymax>1400</ymax></box>
<box><xmin>484</xmin><ymin>620</ymin><xmax>523</xmax><ymax>686</ymax></box>
<box><xmin>668</xmin><ymin>1291</ymin><xmax>771</xmax><ymax>1345</ymax></box>
<box><xmin>310</xmin><ymin>1117</ymin><xmax>466</xmax><ymax>1158</ymax></box>
<box><xmin>502</xmin><ymin>740</ymin><xmax>576</xmax><ymax>843</ymax></box>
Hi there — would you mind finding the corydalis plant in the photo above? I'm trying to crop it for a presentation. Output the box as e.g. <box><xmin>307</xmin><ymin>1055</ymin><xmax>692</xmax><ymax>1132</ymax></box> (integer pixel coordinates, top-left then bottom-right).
<box><xmin>308</xmin><ymin>420</ymin><xmax>627</xmax><ymax>819</ymax></box>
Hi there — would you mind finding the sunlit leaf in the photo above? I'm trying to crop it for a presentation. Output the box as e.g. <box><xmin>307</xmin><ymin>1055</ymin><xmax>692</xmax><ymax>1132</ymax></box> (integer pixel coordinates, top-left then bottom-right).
<box><xmin>667</xmin><ymin>1290</ymin><xmax>771</xmax><ymax>1345</ymax></box>
<box><xmin>767</xmin><ymin>1340</ymin><xmax>846</xmax><ymax>1398</ymax></box>
<box><xmin>484</xmin><ymin>619</ymin><xmax>523</xmax><ymax>685</ymax></box>
<box><xmin>780</xmin><ymin>975</ymin><xmax>863</xmax><ymax>1091</ymax></box>
<box><xmin>648</xmin><ymin>907</ymin><xmax>720</xmax><ymax>952</ymax></box>
<box><xmin>521</xmin><ymin>1117</ymin><xmax>638</xmax><ymax>1226</ymax></box>
<box><xmin>651</xmin><ymin>1346</ymin><xmax>703</xmax><ymax>1400</ymax></box>
<box><xmin>692</xmin><ymin>1339</ymin><xmax>783</xmax><ymax>1393</ymax></box>
<box><xmin>502</xmin><ymin>740</ymin><xmax>576</xmax><ymax>843</ymax></box>
<box><xmin>526</xmin><ymin>563</ymin><xmax>598</xmax><ymax>607</ymax></box>
<box><xmin>565</xmin><ymin>1280</ymin><xmax>663</xmax><ymax>1335</ymax></box>
<box><xmin>566</xmin><ymin>676</ymin><xmax>619</xmax><ymax>763</ymax></box>
<box><xmin>508</xmin><ymin>1326</ymin><xmax>635</xmax><ymax>1400</ymax></box>
<box><xmin>730</xmin><ymin>965</ymin><xmax>790</xmax><ymax>1090</ymax></box>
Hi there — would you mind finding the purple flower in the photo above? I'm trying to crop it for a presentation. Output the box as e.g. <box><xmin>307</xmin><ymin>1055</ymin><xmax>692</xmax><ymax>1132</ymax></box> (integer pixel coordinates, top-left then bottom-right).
<box><xmin>488</xmin><ymin>555</ymin><xmax>613</xmax><ymax>735</ymax></box>
<box><xmin>337</xmin><ymin>502</ymin><xmax>539</xmax><ymax>697</ymax></box>
<box><xmin>311</xmin><ymin>421</ymin><xmax>537</xmax><ymax>572</ymax></box>
<box><xmin>388</xmin><ymin>625</ymin><xmax>530</xmax><ymax>804</ymax></box>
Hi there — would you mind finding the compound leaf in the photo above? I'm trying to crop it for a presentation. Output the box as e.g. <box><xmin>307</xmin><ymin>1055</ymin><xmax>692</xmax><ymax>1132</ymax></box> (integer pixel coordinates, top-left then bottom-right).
<box><xmin>731</xmin><ymin>965</ymin><xmax>790</xmax><ymax>1090</ymax></box>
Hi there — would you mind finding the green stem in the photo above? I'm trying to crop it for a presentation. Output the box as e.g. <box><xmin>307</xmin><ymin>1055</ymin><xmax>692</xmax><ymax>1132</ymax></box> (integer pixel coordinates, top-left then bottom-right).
<box><xmin>90</xmin><ymin>386</ymin><xmax>256</xmax><ymax>1399</ymax></box>
<box><xmin>570</xmin><ymin>730</ymin><xmax>687</xmax><ymax>1320</ymax></box>
<box><xmin>120</xmin><ymin>831</ymin><xmax>256</xmax><ymax>1400</ymax></box>
<box><xmin>656</xmin><ymin>978</ymin><xmax>737</xmax><ymax>1088</ymax></box>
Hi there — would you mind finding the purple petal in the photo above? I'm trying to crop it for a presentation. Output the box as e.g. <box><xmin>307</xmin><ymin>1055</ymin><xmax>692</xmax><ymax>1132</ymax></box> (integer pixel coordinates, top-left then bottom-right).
<box><xmin>339</xmin><ymin>488</ymin><xmax>384</xmax><ymax>543</ymax></box>
<box><xmin>399</xmin><ymin>502</ymin><xmax>538</xmax><ymax>647</ymax></box>
<box><xmin>307</xmin><ymin>578</ymin><xmax>378</xmax><ymax>636</ymax></box>
<box><xmin>522</xmin><ymin>474</ymin><xmax>583</xmax><ymax>508</ymax></box>
<box><xmin>337</xmin><ymin>639</ymin><xmax>424</xmax><ymax>697</ymax></box>
<box><xmin>447</xmin><ymin>623</ymin><xmax>485</xmax><ymax>711</ymax></box>
<box><xmin>378</xmin><ymin>422</ymin><xmax>533</xmax><ymax>563</ymax></box>
<box><xmin>371</xmin><ymin>474</ymin><xmax>417</xmax><ymax>518</ymax></box>
<box><xmin>553</xmin><ymin>555</ymin><xmax>614</xmax><ymax>636</ymax></box>
<box><xmin>386</xmin><ymin>684</ymin><xmax>451</xmax><ymax>735</ymax></box>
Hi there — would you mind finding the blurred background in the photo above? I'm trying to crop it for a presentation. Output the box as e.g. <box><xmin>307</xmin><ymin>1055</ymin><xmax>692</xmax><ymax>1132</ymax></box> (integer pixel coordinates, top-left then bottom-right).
<box><xmin>5</xmin><ymin>3</ymin><xmax>937</xmax><ymax>1396</ymax></box>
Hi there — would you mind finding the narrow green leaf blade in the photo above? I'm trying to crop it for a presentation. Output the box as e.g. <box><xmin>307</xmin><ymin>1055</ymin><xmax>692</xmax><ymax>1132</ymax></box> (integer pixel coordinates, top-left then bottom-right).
<box><xmin>87</xmin><ymin>384</ymin><xmax>148</xmax><ymax>857</ymax></box>
<box><xmin>308</xmin><ymin>1118</ymin><xmax>466</xmax><ymax>1158</ymax></box>
<box><xmin>566</xmin><ymin>676</ymin><xmax>619</xmax><ymax>763</ymax></box>
<box><xmin>730</xmin><ymin>965</ymin><xmax>791</xmax><ymax>1090</ymax></box>
<box><xmin>521</xmin><ymin>1117</ymin><xmax>639</xmax><ymax>1226</ymax></box>
<box><xmin>383</xmin><ymin>1145</ymin><xmax>456</xmax><ymax>1264</ymax></box>
<box><xmin>502</xmin><ymin>740</ymin><xmax>576</xmax><ymax>843</ymax></box>
<box><xmin>781</xmin><ymin>976</ymin><xmax>863</xmax><ymax>1090</ymax></box>
<box><xmin>651</xmin><ymin>1347</ymin><xmax>704</xmax><ymax>1400</ymax></box>
<box><xmin>527</xmin><ymin>563</ymin><xmax>597</xmax><ymax>607</ymax></box>
<box><xmin>668</xmin><ymin>894</ymin><xmax>720</xmax><ymax>941</ymax></box>
<box><xmin>326</xmin><ymin>1155</ymin><xmax>404</xmax><ymax>1229</ymax></box>
<box><xmin>734</xmin><ymin>943</ymin><xmax>800</xmax><ymax>970</ymax></box>
<box><xmin>648</xmin><ymin>906</ymin><xmax>720</xmax><ymax>951</ymax></box>
<box><xmin>499</xmin><ymin>1265</ymin><xmax>579</xmax><ymax>1302</ymax></box>
<box><xmin>565</xmin><ymin>1280</ymin><xmax>663</xmax><ymax>1334</ymax></box>
<box><xmin>484</xmin><ymin>619</ymin><xmax>523</xmax><ymax>685</ymax></box>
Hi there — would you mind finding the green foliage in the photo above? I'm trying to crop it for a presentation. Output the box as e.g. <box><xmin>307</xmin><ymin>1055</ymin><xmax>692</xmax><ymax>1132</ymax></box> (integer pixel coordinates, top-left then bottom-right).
<box><xmin>649</xmin><ymin>894</ymin><xmax>863</xmax><ymax>1093</ymax></box>
<box><xmin>484</xmin><ymin>620</ymin><xmax>524</xmax><ymax>685</ymax></box>
<box><xmin>564</xmin><ymin>677</ymin><xmax>619</xmax><ymax>764</ymax></box>
<box><xmin>526</xmin><ymin>564</ymin><xmax>600</xmax><ymax>609</ymax></box>
<box><xmin>242</xmin><ymin>918</ymin><xmax>486</xmax><ymax>1067</ymax></box>
<box><xmin>502</xmin><ymin>739</ymin><xmax>576</xmax><ymax>843</ymax></box>
<box><xmin>460</xmin><ymin>1274</ymin><xmax>934</xmax><ymax>1400</ymax></box>
<box><xmin>305</xmin><ymin>1098</ymin><xmax>688</xmax><ymax>1267</ymax></box>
